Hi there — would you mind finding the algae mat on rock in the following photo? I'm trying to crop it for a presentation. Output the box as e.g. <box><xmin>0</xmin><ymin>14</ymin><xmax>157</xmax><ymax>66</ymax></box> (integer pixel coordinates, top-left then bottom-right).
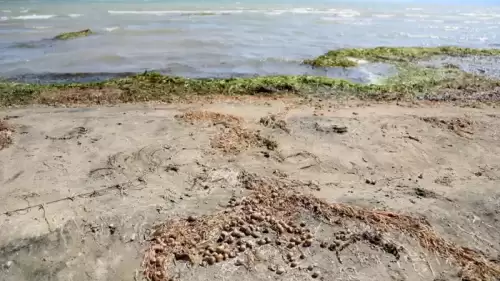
<box><xmin>303</xmin><ymin>46</ymin><xmax>500</xmax><ymax>67</ymax></box>
<box><xmin>53</xmin><ymin>29</ymin><xmax>93</xmax><ymax>40</ymax></box>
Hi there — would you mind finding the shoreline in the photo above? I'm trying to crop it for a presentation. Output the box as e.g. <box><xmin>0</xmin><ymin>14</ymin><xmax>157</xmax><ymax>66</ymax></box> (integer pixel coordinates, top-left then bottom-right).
<box><xmin>1</xmin><ymin>46</ymin><xmax>500</xmax><ymax>107</ymax></box>
<box><xmin>2</xmin><ymin>46</ymin><xmax>500</xmax><ymax>281</ymax></box>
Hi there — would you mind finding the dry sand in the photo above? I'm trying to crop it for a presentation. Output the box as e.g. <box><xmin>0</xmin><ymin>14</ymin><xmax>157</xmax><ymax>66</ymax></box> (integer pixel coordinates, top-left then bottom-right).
<box><xmin>1</xmin><ymin>98</ymin><xmax>499</xmax><ymax>281</ymax></box>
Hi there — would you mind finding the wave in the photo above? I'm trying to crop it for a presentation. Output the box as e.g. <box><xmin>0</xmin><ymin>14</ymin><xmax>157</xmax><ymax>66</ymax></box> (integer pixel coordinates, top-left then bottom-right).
<box><xmin>108</xmin><ymin>8</ymin><xmax>361</xmax><ymax>17</ymax></box>
<box><xmin>68</xmin><ymin>14</ymin><xmax>82</xmax><ymax>18</ymax></box>
<box><xmin>404</xmin><ymin>13</ymin><xmax>430</xmax><ymax>18</ymax></box>
<box><xmin>1</xmin><ymin>10</ymin><xmax>11</xmax><ymax>13</ymax></box>
<box><xmin>11</xmin><ymin>14</ymin><xmax>55</xmax><ymax>20</ymax></box>
<box><xmin>459</xmin><ymin>13</ymin><xmax>500</xmax><ymax>18</ymax></box>
<box><xmin>373</xmin><ymin>14</ymin><xmax>394</xmax><ymax>18</ymax></box>
<box><xmin>399</xmin><ymin>32</ymin><xmax>440</xmax><ymax>39</ymax></box>
<box><xmin>108</xmin><ymin>10</ymin><xmax>241</xmax><ymax>15</ymax></box>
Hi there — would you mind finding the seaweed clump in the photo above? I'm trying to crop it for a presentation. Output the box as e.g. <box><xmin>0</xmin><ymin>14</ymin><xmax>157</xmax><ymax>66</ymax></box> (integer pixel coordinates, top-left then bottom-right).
<box><xmin>53</xmin><ymin>29</ymin><xmax>93</xmax><ymax>40</ymax></box>
<box><xmin>1</xmin><ymin>68</ymin><xmax>500</xmax><ymax>107</ymax></box>
<box><xmin>303</xmin><ymin>46</ymin><xmax>500</xmax><ymax>67</ymax></box>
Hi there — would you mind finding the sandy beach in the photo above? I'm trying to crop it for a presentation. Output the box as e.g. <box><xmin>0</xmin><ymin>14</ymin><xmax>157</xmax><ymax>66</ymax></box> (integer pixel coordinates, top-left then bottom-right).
<box><xmin>1</xmin><ymin>97</ymin><xmax>499</xmax><ymax>281</ymax></box>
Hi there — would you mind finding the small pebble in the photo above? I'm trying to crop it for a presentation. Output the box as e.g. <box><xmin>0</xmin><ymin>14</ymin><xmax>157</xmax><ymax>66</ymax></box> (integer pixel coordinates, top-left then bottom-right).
<box><xmin>290</xmin><ymin>262</ymin><xmax>298</xmax><ymax>268</ymax></box>
<box><xmin>276</xmin><ymin>266</ymin><xmax>285</xmax><ymax>275</ymax></box>
<box><xmin>216</xmin><ymin>245</ymin><xmax>225</xmax><ymax>253</ymax></box>
<box><xmin>215</xmin><ymin>254</ymin><xmax>224</xmax><ymax>263</ymax></box>
<box><xmin>232</xmin><ymin>231</ymin><xmax>244</xmax><ymax>238</ymax></box>
<box><xmin>307</xmin><ymin>265</ymin><xmax>314</xmax><ymax>271</ymax></box>
<box><xmin>312</xmin><ymin>271</ymin><xmax>320</xmax><ymax>278</ymax></box>
<box><xmin>320</xmin><ymin>242</ymin><xmax>327</xmax><ymax>248</ymax></box>
<box><xmin>251</xmin><ymin>231</ymin><xmax>260</xmax><ymax>238</ymax></box>
<box><xmin>238</xmin><ymin>245</ymin><xmax>246</xmax><ymax>252</ymax></box>
<box><xmin>268</xmin><ymin>265</ymin><xmax>276</xmax><ymax>272</ymax></box>
<box><xmin>129</xmin><ymin>233</ymin><xmax>137</xmax><ymax>241</ymax></box>
<box><xmin>246</xmin><ymin>241</ymin><xmax>255</xmax><ymax>249</ymax></box>
<box><xmin>206</xmin><ymin>256</ymin><xmax>215</xmax><ymax>265</ymax></box>
<box><xmin>303</xmin><ymin>240</ymin><xmax>312</xmax><ymax>247</ymax></box>
<box><xmin>229</xmin><ymin>252</ymin><xmax>236</xmax><ymax>258</ymax></box>
<box><xmin>299</xmin><ymin>254</ymin><xmax>306</xmax><ymax>259</ymax></box>
<box><xmin>235</xmin><ymin>259</ymin><xmax>244</xmax><ymax>266</ymax></box>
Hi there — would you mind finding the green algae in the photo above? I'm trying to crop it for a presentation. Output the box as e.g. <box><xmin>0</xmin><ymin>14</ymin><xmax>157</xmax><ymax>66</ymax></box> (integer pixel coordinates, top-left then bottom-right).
<box><xmin>53</xmin><ymin>29</ymin><xmax>93</xmax><ymax>40</ymax></box>
<box><xmin>1</xmin><ymin>69</ymin><xmax>499</xmax><ymax>106</ymax></box>
<box><xmin>303</xmin><ymin>46</ymin><xmax>500</xmax><ymax>67</ymax></box>
<box><xmin>2</xmin><ymin>46</ymin><xmax>500</xmax><ymax>106</ymax></box>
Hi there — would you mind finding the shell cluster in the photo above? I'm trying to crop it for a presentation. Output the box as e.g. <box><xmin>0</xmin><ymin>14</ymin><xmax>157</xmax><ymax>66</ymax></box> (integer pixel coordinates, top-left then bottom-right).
<box><xmin>145</xmin><ymin>186</ymin><xmax>368</xmax><ymax>281</ymax></box>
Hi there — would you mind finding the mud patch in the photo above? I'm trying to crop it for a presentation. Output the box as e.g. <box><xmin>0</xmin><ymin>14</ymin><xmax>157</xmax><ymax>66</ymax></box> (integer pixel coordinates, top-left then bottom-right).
<box><xmin>421</xmin><ymin>117</ymin><xmax>474</xmax><ymax>137</ymax></box>
<box><xmin>314</xmin><ymin>122</ymin><xmax>348</xmax><ymax>134</ymax></box>
<box><xmin>414</xmin><ymin>187</ymin><xmax>438</xmax><ymax>198</ymax></box>
<box><xmin>176</xmin><ymin>111</ymin><xmax>242</xmax><ymax>126</ymax></box>
<box><xmin>45</xmin><ymin>126</ymin><xmax>88</xmax><ymax>140</ymax></box>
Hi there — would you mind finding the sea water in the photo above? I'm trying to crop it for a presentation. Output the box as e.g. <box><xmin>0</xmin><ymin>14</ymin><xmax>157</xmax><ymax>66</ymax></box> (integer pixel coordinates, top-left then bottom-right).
<box><xmin>0</xmin><ymin>0</ymin><xmax>499</xmax><ymax>83</ymax></box>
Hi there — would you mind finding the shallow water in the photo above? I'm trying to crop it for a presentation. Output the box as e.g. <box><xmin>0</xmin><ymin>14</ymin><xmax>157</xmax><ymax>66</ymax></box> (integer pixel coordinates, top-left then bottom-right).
<box><xmin>1</xmin><ymin>0</ymin><xmax>500</xmax><ymax>83</ymax></box>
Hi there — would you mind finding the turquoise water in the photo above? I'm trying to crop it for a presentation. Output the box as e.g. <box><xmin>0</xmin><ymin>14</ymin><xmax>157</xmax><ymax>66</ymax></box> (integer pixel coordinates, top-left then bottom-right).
<box><xmin>1</xmin><ymin>0</ymin><xmax>500</xmax><ymax>83</ymax></box>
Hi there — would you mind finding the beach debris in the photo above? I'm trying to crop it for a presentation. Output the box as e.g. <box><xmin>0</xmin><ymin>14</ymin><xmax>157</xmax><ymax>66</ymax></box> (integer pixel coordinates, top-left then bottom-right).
<box><xmin>142</xmin><ymin>172</ymin><xmax>500</xmax><ymax>281</ymax></box>
<box><xmin>259</xmin><ymin>114</ymin><xmax>290</xmax><ymax>133</ymax></box>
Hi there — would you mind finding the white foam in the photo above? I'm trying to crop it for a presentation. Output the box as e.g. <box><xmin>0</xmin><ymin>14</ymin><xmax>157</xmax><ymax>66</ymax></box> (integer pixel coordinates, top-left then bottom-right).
<box><xmin>1</xmin><ymin>10</ymin><xmax>11</xmax><ymax>13</ymax></box>
<box><xmin>406</xmin><ymin>8</ymin><xmax>423</xmax><ymax>11</ymax></box>
<box><xmin>108</xmin><ymin>8</ymin><xmax>360</xmax><ymax>17</ymax></box>
<box><xmin>108</xmin><ymin>10</ymin><xmax>245</xmax><ymax>15</ymax></box>
<box><xmin>347</xmin><ymin>57</ymin><xmax>368</xmax><ymax>64</ymax></box>
<box><xmin>104</xmin><ymin>26</ymin><xmax>119</xmax><ymax>32</ymax></box>
<box><xmin>0</xmin><ymin>16</ymin><xmax>7</xmax><ymax>21</ymax></box>
<box><xmin>373</xmin><ymin>14</ymin><xmax>394</xmax><ymax>18</ymax></box>
<box><xmin>399</xmin><ymin>32</ymin><xmax>440</xmax><ymax>39</ymax></box>
<box><xmin>404</xmin><ymin>13</ymin><xmax>430</xmax><ymax>18</ymax></box>
<box><xmin>12</xmin><ymin>14</ymin><xmax>55</xmax><ymax>20</ymax></box>
<box><xmin>32</xmin><ymin>26</ymin><xmax>52</xmax><ymax>29</ymax></box>
<box><xmin>68</xmin><ymin>14</ymin><xmax>82</xmax><ymax>18</ymax></box>
<box><xmin>335</xmin><ymin>9</ymin><xmax>360</xmax><ymax>18</ymax></box>
<box><xmin>444</xmin><ymin>25</ymin><xmax>459</xmax><ymax>31</ymax></box>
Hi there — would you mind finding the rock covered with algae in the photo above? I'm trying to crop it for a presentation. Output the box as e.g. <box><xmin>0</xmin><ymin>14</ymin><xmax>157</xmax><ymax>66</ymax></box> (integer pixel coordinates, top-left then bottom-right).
<box><xmin>53</xmin><ymin>29</ymin><xmax>93</xmax><ymax>40</ymax></box>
